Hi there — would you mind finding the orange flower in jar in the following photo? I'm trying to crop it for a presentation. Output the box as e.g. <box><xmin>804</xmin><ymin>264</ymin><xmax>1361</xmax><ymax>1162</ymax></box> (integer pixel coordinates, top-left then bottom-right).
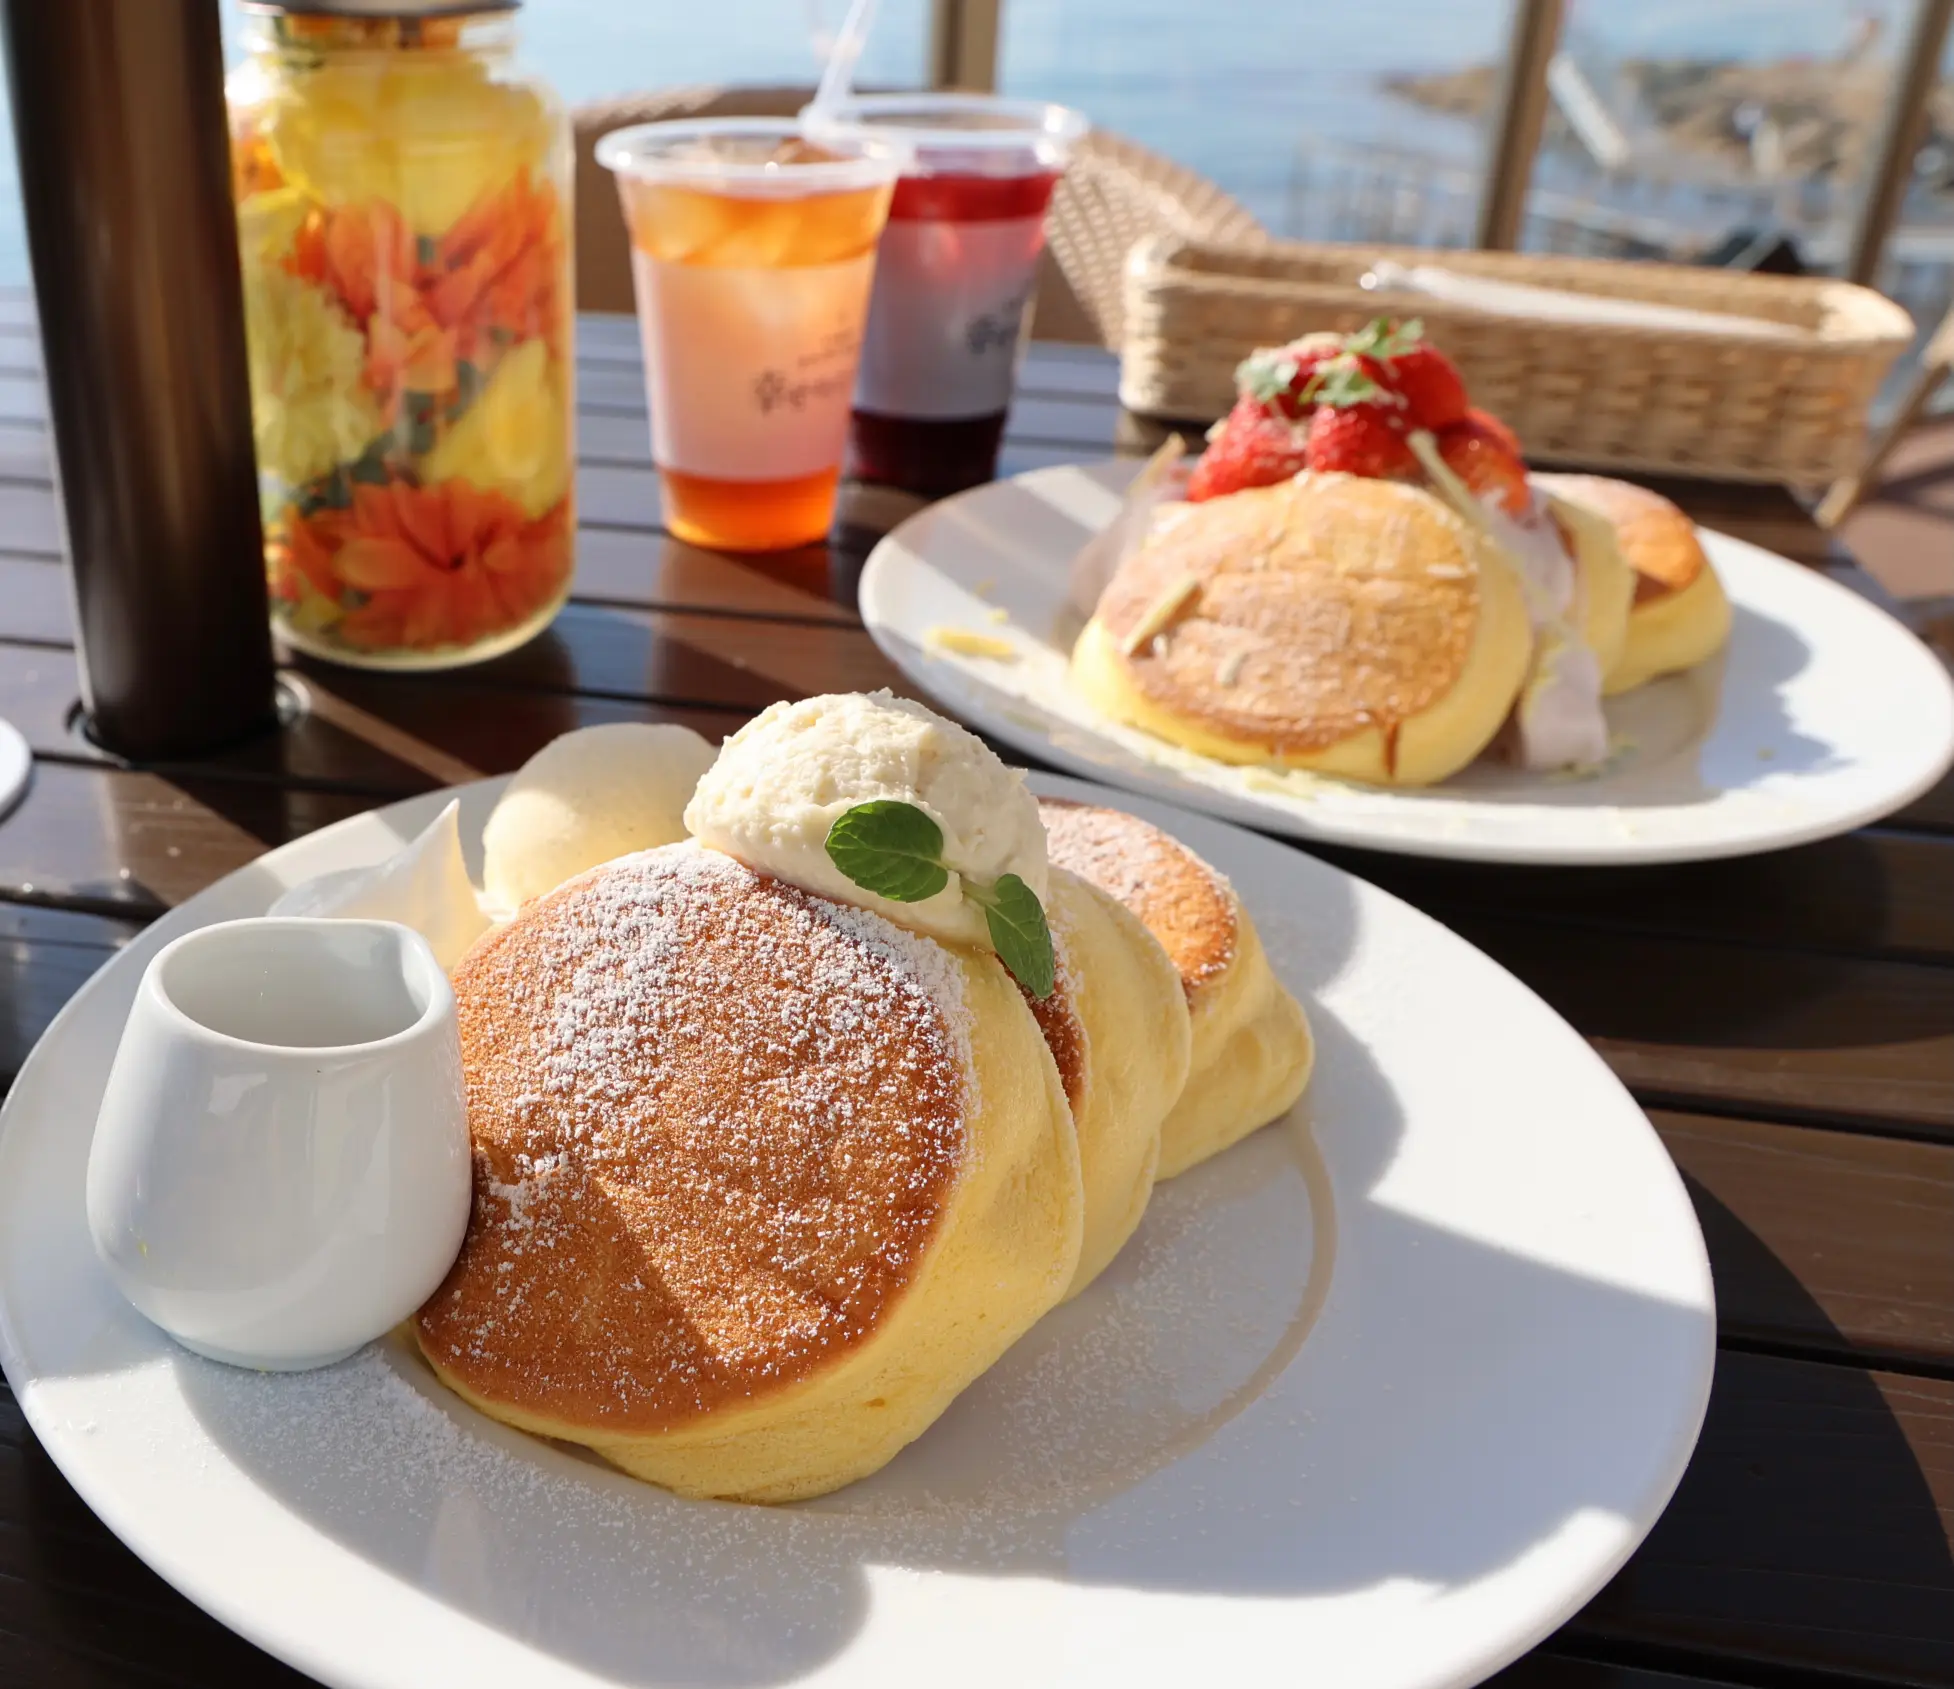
<box><xmin>426</xmin><ymin>171</ymin><xmax>566</xmax><ymax>361</ymax></box>
<box><xmin>280</xmin><ymin>477</ymin><xmax>570</xmax><ymax>653</ymax></box>
<box><xmin>267</xmin><ymin>501</ymin><xmax>344</xmax><ymax>607</ymax></box>
<box><xmin>290</xmin><ymin>200</ymin><xmax>459</xmax><ymax>406</ymax></box>
<box><xmin>232</xmin><ymin>114</ymin><xmax>285</xmax><ymax>200</ymax></box>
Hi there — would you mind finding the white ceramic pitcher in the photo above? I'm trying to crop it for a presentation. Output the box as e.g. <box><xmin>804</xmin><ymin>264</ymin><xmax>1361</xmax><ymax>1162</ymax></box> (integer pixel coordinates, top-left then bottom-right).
<box><xmin>86</xmin><ymin>917</ymin><xmax>471</xmax><ymax>1371</ymax></box>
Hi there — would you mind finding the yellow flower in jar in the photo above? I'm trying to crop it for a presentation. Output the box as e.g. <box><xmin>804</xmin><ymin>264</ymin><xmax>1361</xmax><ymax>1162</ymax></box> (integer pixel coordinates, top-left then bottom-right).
<box><xmin>256</xmin><ymin>49</ymin><xmax>553</xmax><ymax>237</ymax></box>
<box><xmin>420</xmin><ymin>338</ymin><xmax>568</xmax><ymax>520</ymax></box>
<box><xmin>237</xmin><ymin>185</ymin><xmax>310</xmax><ymax>267</ymax></box>
<box><xmin>241</xmin><ymin>256</ymin><xmax>383</xmax><ymax>488</ymax></box>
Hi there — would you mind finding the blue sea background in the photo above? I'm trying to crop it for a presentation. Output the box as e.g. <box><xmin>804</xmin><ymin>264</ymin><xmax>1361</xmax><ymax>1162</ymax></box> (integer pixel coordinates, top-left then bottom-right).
<box><xmin>0</xmin><ymin>0</ymin><xmax>1946</xmax><ymax>286</ymax></box>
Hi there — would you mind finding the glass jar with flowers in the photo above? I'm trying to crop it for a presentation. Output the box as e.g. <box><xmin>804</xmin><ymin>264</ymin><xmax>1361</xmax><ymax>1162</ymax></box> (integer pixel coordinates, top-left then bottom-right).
<box><xmin>228</xmin><ymin>2</ymin><xmax>574</xmax><ymax>668</ymax></box>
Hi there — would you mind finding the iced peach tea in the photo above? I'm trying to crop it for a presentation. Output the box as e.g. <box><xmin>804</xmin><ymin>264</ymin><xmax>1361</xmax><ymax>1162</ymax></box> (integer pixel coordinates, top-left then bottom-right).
<box><xmin>597</xmin><ymin>122</ymin><xmax>898</xmax><ymax>552</ymax></box>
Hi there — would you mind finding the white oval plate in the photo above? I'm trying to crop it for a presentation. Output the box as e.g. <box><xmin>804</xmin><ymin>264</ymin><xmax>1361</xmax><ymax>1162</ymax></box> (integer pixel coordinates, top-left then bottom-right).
<box><xmin>0</xmin><ymin>716</ymin><xmax>29</xmax><ymax>822</ymax></box>
<box><xmin>0</xmin><ymin>774</ymin><xmax>1714</xmax><ymax>1689</ymax></box>
<box><xmin>858</xmin><ymin>461</ymin><xmax>1954</xmax><ymax>864</ymax></box>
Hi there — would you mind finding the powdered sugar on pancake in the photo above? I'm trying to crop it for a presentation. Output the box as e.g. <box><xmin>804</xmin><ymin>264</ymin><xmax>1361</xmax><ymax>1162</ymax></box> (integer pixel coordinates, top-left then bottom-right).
<box><xmin>418</xmin><ymin>843</ymin><xmax>981</xmax><ymax>1432</ymax></box>
<box><xmin>1038</xmin><ymin>799</ymin><xmax>1238</xmax><ymax>996</ymax></box>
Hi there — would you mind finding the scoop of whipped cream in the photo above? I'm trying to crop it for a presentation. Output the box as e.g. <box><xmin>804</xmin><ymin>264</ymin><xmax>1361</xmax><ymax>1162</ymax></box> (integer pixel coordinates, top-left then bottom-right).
<box><xmin>1407</xmin><ymin>429</ymin><xmax>1611</xmax><ymax>772</ymax></box>
<box><xmin>269</xmin><ymin>799</ymin><xmax>491</xmax><ymax>972</ymax></box>
<box><xmin>1483</xmin><ymin>503</ymin><xmax>1611</xmax><ymax>771</ymax></box>
<box><xmin>684</xmin><ymin>690</ymin><xmax>1047</xmax><ymax>948</ymax></box>
<box><xmin>482</xmin><ymin>722</ymin><xmax>716</xmax><ymax>915</ymax></box>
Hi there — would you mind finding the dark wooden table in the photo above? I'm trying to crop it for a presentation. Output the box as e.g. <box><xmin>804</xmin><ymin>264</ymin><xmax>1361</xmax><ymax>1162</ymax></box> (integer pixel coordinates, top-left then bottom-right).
<box><xmin>1</xmin><ymin>298</ymin><xmax>1951</xmax><ymax>1689</ymax></box>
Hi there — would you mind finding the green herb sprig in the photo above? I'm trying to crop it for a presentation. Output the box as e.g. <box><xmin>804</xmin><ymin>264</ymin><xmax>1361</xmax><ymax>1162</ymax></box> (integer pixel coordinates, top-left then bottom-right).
<box><xmin>824</xmin><ymin>800</ymin><xmax>1056</xmax><ymax>999</ymax></box>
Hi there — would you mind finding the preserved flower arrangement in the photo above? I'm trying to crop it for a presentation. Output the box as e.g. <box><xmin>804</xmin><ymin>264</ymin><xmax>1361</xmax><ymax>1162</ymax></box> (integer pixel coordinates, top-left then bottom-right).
<box><xmin>228</xmin><ymin>8</ymin><xmax>573</xmax><ymax>667</ymax></box>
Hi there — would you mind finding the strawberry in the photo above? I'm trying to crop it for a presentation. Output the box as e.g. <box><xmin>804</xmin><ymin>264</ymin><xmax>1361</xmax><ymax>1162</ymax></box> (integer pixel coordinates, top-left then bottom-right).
<box><xmin>1434</xmin><ymin>414</ymin><xmax>1530</xmax><ymax>515</ymax></box>
<box><xmin>1305</xmin><ymin>401</ymin><xmax>1417</xmax><ymax>480</ymax></box>
<box><xmin>1185</xmin><ymin>396</ymin><xmax>1311</xmax><ymax>501</ymax></box>
<box><xmin>1346</xmin><ymin>317</ymin><xmax>1468</xmax><ymax>430</ymax></box>
<box><xmin>1383</xmin><ymin>342</ymin><xmax>1468</xmax><ymax>430</ymax></box>
<box><xmin>1465</xmin><ymin>404</ymin><xmax>1523</xmax><ymax>458</ymax></box>
<box><xmin>1234</xmin><ymin>332</ymin><xmax>1344</xmax><ymax>421</ymax></box>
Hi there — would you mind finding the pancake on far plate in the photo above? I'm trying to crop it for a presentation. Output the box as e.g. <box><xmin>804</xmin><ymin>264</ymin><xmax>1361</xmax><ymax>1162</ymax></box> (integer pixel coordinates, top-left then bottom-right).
<box><xmin>1024</xmin><ymin>867</ymin><xmax>1192</xmax><ymax>1296</ymax></box>
<box><xmin>1070</xmin><ymin>472</ymin><xmax>1533</xmax><ymax>787</ymax></box>
<box><xmin>415</xmin><ymin>842</ymin><xmax>1082</xmax><ymax>1504</ymax></box>
<box><xmin>1040</xmin><ymin>798</ymin><xmax>1312</xmax><ymax>1179</ymax></box>
<box><xmin>1530</xmin><ymin>491</ymin><xmax>1636</xmax><ymax>684</ymax></box>
<box><xmin>1531</xmin><ymin>473</ymin><xmax>1732</xmax><ymax>694</ymax></box>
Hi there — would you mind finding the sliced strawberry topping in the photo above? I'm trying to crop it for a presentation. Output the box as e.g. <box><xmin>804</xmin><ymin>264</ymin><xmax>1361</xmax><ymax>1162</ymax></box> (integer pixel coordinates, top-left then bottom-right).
<box><xmin>1435</xmin><ymin>414</ymin><xmax>1530</xmax><ymax>515</ymax></box>
<box><xmin>1305</xmin><ymin>401</ymin><xmax>1417</xmax><ymax>480</ymax></box>
<box><xmin>1185</xmin><ymin>396</ymin><xmax>1312</xmax><ymax>502</ymax></box>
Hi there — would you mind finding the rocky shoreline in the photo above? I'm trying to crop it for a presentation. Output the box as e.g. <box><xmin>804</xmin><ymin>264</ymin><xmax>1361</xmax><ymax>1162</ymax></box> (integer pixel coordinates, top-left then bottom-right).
<box><xmin>1385</xmin><ymin>56</ymin><xmax>1954</xmax><ymax>192</ymax></box>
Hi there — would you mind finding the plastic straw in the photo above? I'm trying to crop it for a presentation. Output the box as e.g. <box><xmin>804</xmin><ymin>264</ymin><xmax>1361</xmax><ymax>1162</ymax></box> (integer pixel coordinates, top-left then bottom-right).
<box><xmin>808</xmin><ymin>0</ymin><xmax>880</xmax><ymax>120</ymax></box>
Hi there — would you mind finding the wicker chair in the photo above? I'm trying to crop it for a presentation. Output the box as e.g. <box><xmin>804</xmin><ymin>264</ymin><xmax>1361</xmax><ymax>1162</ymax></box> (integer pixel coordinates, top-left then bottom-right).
<box><xmin>569</xmin><ymin>85</ymin><xmax>1265</xmax><ymax>348</ymax></box>
<box><xmin>1816</xmin><ymin>301</ymin><xmax>1954</xmax><ymax>527</ymax></box>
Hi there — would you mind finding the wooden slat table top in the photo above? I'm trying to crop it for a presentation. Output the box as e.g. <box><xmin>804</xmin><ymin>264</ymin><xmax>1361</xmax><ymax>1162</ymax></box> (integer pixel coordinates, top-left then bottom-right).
<box><xmin>2</xmin><ymin>306</ymin><xmax>1953</xmax><ymax>1689</ymax></box>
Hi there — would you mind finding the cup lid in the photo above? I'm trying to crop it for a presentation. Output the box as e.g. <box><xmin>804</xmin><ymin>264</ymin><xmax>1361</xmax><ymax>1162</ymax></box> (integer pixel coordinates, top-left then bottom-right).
<box><xmin>595</xmin><ymin>117</ymin><xmax>907</xmax><ymax>196</ymax></box>
<box><xmin>802</xmin><ymin>93</ymin><xmax>1088</xmax><ymax>173</ymax></box>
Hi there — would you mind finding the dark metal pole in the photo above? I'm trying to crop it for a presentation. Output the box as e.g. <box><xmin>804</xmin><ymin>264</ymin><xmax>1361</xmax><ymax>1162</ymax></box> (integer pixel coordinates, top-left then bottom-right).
<box><xmin>1843</xmin><ymin>0</ymin><xmax>1954</xmax><ymax>287</ymax></box>
<box><xmin>928</xmin><ymin>0</ymin><xmax>1002</xmax><ymax>92</ymax></box>
<box><xmin>2</xmin><ymin>0</ymin><xmax>277</xmax><ymax>758</ymax></box>
<box><xmin>1474</xmin><ymin>0</ymin><xmax>1563</xmax><ymax>252</ymax></box>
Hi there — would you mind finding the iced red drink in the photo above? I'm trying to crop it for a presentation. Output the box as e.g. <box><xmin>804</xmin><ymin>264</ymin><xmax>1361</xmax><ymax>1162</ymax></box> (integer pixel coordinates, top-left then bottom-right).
<box><xmin>806</xmin><ymin>95</ymin><xmax>1087</xmax><ymax>496</ymax></box>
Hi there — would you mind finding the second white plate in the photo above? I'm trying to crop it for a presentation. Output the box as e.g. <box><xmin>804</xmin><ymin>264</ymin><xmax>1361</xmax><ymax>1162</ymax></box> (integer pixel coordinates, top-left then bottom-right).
<box><xmin>859</xmin><ymin>461</ymin><xmax>1954</xmax><ymax>864</ymax></box>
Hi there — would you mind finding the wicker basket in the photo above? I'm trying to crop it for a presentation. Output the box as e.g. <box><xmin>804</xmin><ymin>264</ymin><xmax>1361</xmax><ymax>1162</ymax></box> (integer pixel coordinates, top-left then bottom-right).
<box><xmin>1119</xmin><ymin>236</ymin><xmax>1918</xmax><ymax>483</ymax></box>
<box><xmin>1037</xmin><ymin>132</ymin><xmax>1264</xmax><ymax>346</ymax></box>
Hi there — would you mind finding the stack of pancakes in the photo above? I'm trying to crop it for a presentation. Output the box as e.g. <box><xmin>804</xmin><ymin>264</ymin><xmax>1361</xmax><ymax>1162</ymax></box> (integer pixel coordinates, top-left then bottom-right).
<box><xmin>1531</xmin><ymin>473</ymin><xmax>1733</xmax><ymax>696</ymax></box>
<box><xmin>1072</xmin><ymin>469</ymin><xmax>1730</xmax><ymax>787</ymax></box>
<box><xmin>415</xmin><ymin>786</ymin><xmax>1310</xmax><ymax>1503</ymax></box>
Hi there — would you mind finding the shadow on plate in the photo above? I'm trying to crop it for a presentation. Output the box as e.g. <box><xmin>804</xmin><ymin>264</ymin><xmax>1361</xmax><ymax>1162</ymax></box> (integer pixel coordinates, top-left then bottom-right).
<box><xmin>1443</xmin><ymin>603</ymin><xmax>1837</xmax><ymax>810</ymax></box>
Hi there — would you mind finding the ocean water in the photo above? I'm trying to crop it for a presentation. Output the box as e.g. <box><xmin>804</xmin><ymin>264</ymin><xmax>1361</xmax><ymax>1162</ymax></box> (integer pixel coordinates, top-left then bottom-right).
<box><xmin>0</xmin><ymin>0</ymin><xmax>1940</xmax><ymax>286</ymax></box>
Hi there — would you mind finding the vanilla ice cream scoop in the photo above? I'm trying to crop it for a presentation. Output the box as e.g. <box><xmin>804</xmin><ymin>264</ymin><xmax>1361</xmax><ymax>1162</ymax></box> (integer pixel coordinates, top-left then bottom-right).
<box><xmin>482</xmin><ymin>722</ymin><xmax>717</xmax><ymax>914</ymax></box>
<box><xmin>684</xmin><ymin>690</ymin><xmax>1047</xmax><ymax>948</ymax></box>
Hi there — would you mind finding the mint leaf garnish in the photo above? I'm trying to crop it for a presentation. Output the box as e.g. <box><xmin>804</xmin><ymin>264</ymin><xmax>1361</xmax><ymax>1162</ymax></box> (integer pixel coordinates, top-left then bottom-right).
<box><xmin>1302</xmin><ymin>356</ymin><xmax>1387</xmax><ymax>409</ymax></box>
<box><xmin>824</xmin><ymin>800</ymin><xmax>1057</xmax><ymax>998</ymax></box>
<box><xmin>1346</xmin><ymin>315</ymin><xmax>1423</xmax><ymax>360</ymax></box>
<box><xmin>969</xmin><ymin>873</ymin><xmax>1056</xmax><ymax>1000</ymax></box>
<box><xmin>824</xmin><ymin>801</ymin><xmax>950</xmax><ymax>902</ymax></box>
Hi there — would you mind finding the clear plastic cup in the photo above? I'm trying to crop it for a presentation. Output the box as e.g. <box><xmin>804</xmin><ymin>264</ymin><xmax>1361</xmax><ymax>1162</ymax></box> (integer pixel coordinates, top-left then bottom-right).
<box><xmin>595</xmin><ymin>118</ymin><xmax>903</xmax><ymax>552</ymax></box>
<box><xmin>804</xmin><ymin>93</ymin><xmax>1088</xmax><ymax>496</ymax></box>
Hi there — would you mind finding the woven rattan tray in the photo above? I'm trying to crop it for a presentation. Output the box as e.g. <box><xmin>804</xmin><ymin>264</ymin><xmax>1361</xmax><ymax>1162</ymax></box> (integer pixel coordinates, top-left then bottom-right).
<box><xmin>1119</xmin><ymin>237</ymin><xmax>1917</xmax><ymax>483</ymax></box>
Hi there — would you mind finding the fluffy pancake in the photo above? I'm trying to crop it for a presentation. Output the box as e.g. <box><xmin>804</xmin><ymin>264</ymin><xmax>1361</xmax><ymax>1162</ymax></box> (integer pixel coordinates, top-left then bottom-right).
<box><xmin>1023</xmin><ymin>868</ymin><xmax>1192</xmax><ymax>1296</ymax></box>
<box><xmin>1071</xmin><ymin>473</ymin><xmax>1533</xmax><ymax>787</ymax></box>
<box><xmin>415</xmin><ymin>843</ymin><xmax>1082</xmax><ymax>1503</ymax></box>
<box><xmin>1531</xmin><ymin>474</ymin><xmax>1731</xmax><ymax>694</ymax></box>
<box><xmin>1039</xmin><ymin>799</ymin><xmax>1312</xmax><ymax>1178</ymax></box>
<box><xmin>1536</xmin><ymin>494</ymin><xmax>1635</xmax><ymax>682</ymax></box>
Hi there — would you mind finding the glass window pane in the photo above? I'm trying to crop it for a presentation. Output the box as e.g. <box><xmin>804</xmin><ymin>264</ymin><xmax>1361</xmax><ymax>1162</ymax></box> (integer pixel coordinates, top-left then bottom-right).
<box><xmin>1873</xmin><ymin>12</ymin><xmax>1954</xmax><ymax>403</ymax></box>
<box><xmin>1549</xmin><ymin>2</ymin><xmax>1950</xmax><ymax>406</ymax></box>
<box><xmin>0</xmin><ymin>1</ymin><xmax>932</xmax><ymax>288</ymax></box>
<box><xmin>293</xmin><ymin>0</ymin><xmax>929</xmax><ymax>103</ymax></box>
<box><xmin>1539</xmin><ymin>1</ymin><xmax>1923</xmax><ymax>263</ymax></box>
<box><xmin>998</xmin><ymin>0</ymin><xmax>1512</xmax><ymax>242</ymax></box>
